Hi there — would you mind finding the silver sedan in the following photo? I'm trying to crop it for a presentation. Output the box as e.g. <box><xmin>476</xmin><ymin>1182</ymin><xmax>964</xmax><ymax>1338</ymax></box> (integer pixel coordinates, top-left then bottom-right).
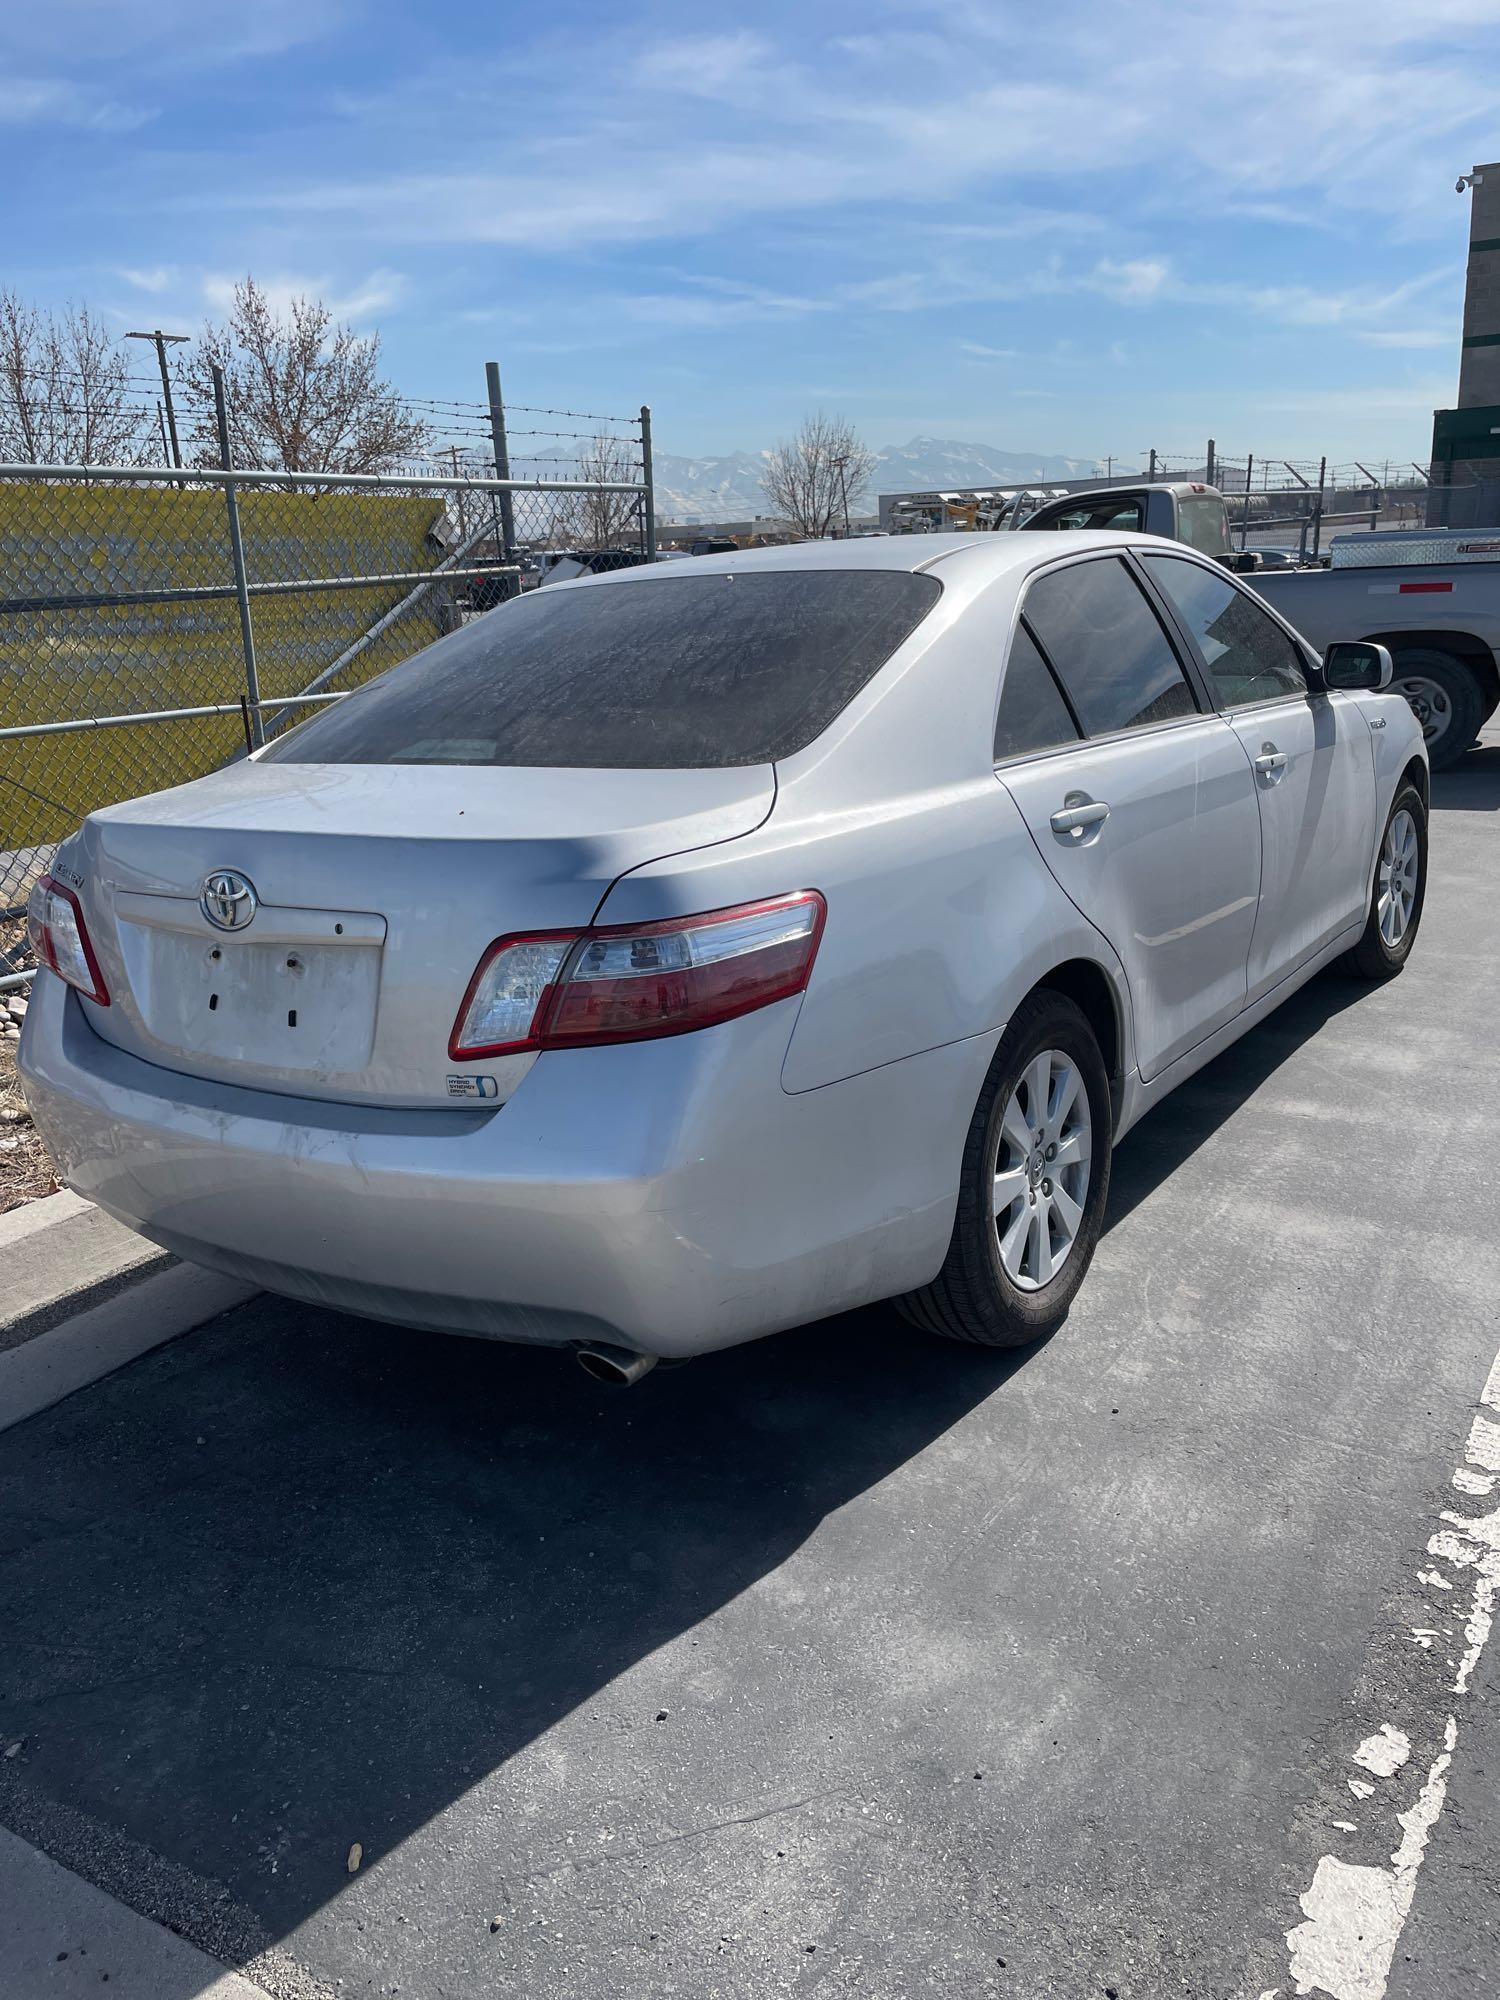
<box><xmin>20</xmin><ymin>533</ymin><xmax>1427</xmax><ymax>1379</ymax></box>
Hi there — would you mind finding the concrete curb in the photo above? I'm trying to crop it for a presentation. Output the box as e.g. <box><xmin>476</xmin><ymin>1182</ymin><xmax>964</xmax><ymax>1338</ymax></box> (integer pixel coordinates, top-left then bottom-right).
<box><xmin>0</xmin><ymin>1189</ymin><xmax>257</xmax><ymax>1433</ymax></box>
<box><xmin>0</xmin><ymin>1825</ymin><xmax>271</xmax><ymax>1998</ymax></box>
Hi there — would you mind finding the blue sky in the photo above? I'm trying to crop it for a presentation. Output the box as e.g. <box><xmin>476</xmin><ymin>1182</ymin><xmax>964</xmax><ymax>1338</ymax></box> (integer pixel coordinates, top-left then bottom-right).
<box><xmin>3</xmin><ymin>0</ymin><xmax>1499</xmax><ymax>466</ymax></box>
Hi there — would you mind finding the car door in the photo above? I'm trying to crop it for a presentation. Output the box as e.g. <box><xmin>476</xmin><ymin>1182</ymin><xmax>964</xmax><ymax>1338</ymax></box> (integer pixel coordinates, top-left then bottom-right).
<box><xmin>1138</xmin><ymin>552</ymin><xmax>1375</xmax><ymax>1003</ymax></box>
<box><xmin>995</xmin><ymin>552</ymin><xmax>1263</xmax><ymax>1081</ymax></box>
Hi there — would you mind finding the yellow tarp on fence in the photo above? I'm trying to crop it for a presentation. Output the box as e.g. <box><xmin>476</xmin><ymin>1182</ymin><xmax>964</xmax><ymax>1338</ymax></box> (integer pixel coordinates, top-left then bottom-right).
<box><xmin>0</xmin><ymin>479</ymin><xmax>453</xmax><ymax>873</ymax></box>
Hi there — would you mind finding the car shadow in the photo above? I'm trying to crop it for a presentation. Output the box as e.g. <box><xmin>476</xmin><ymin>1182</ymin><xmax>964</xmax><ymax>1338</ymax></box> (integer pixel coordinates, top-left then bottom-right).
<box><xmin>0</xmin><ymin>961</ymin><xmax>1398</xmax><ymax>1976</ymax></box>
<box><xmin>1431</xmin><ymin>741</ymin><xmax>1500</xmax><ymax>812</ymax></box>
<box><xmin>1102</xmin><ymin>966</ymin><xmax>1370</xmax><ymax>1236</ymax></box>
<box><xmin>0</xmin><ymin>1283</ymin><xmax>1025</xmax><ymax>1966</ymax></box>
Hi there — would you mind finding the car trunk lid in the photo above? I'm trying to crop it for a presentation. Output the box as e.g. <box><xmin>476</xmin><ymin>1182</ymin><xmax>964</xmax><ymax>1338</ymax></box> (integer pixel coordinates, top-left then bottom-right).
<box><xmin>70</xmin><ymin>759</ymin><xmax>774</xmax><ymax>1108</ymax></box>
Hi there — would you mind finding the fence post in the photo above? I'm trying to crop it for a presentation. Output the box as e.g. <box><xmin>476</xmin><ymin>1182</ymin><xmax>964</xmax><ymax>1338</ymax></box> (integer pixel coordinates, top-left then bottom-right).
<box><xmin>1206</xmin><ymin>438</ymin><xmax>1216</xmax><ymax>487</ymax></box>
<box><xmin>639</xmin><ymin>404</ymin><xmax>657</xmax><ymax>560</ymax></box>
<box><xmin>212</xmin><ymin>365</ymin><xmax>264</xmax><ymax>750</ymax></box>
<box><xmin>484</xmin><ymin>362</ymin><xmax>519</xmax><ymax>602</ymax></box>
<box><xmin>1312</xmin><ymin>455</ymin><xmax>1327</xmax><ymax>560</ymax></box>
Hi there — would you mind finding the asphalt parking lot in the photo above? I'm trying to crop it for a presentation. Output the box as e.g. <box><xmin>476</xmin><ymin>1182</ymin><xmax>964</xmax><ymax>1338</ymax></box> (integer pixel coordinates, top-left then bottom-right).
<box><xmin>2</xmin><ymin>728</ymin><xmax>1499</xmax><ymax>2000</ymax></box>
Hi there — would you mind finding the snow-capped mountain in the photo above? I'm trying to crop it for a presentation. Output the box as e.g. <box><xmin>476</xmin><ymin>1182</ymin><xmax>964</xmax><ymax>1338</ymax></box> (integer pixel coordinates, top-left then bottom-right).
<box><xmin>653</xmin><ymin>437</ymin><xmax>1127</xmax><ymax>522</ymax></box>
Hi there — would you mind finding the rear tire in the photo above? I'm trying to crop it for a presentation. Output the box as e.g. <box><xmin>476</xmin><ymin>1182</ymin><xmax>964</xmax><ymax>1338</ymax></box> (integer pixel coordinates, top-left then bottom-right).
<box><xmin>1344</xmin><ymin>782</ymin><xmax>1427</xmax><ymax>982</ymax></box>
<box><xmin>1391</xmin><ymin>649</ymin><xmax>1483</xmax><ymax>770</ymax></box>
<box><xmin>895</xmin><ymin>989</ymin><xmax>1112</xmax><ymax>1348</ymax></box>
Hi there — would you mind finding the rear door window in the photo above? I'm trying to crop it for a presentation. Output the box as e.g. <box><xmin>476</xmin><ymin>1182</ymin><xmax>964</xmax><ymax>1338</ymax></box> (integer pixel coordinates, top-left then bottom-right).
<box><xmin>1140</xmin><ymin>554</ymin><xmax>1307</xmax><ymax>707</ymax></box>
<box><xmin>994</xmin><ymin>623</ymin><xmax>1081</xmax><ymax>762</ymax></box>
<box><xmin>1020</xmin><ymin>557</ymin><xmax>1199</xmax><ymax>737</ymax></box>
<box><xmin>263</xmin><ymin>569</ymin><xmax>942</xmax><ymax>770</ymax></box>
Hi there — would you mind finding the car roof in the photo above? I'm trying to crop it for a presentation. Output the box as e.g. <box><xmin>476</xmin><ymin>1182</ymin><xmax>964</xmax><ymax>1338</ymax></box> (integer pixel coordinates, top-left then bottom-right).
<box><xmin>557</xmin><ymin>529</ymin><xmax>1153</xmax><ymax>591</ymax></box>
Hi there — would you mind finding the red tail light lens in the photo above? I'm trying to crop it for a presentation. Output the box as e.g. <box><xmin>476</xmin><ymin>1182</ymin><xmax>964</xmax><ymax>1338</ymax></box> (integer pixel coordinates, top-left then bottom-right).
<box><xmin>449</xmin><ymin>891</ymin><xmax>825</xmax><ymax>1060</ymax></box>
<box><xmin>25</xmin><ymin>875</ymin><xmax>110</xmax><ymax>1006</ymax></box>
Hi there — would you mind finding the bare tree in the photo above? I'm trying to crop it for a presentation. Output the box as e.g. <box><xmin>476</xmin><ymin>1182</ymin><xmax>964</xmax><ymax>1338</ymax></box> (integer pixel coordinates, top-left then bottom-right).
<box><xmin>0</xmin><ymin>292</ymin><xmax>144</xmax><ymax>465</ymax></box>
<box><xmin>182</xmin><ymin>277</ymin><xmax>427</xmax><ymax>474</ymax></box>
<box><xmin>761</xmin><ymin>412</ymin><xmax>876</xmax><ymax>539</ymax></box>
<box><xmin>545</xmin><ymin>433</ymin><xmax>641</xmax><ymax>547</ymax></box>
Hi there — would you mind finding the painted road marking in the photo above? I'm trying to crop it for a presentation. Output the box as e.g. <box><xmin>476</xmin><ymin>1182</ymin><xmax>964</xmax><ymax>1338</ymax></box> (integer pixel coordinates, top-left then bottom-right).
<box><xmin>1277</xmin><ymin>1344</ymin><xmax>1500</xmax><ymax>1999</ymax></box>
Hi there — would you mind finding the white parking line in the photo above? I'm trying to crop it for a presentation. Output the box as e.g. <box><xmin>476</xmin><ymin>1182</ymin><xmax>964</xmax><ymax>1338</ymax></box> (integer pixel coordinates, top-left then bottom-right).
<box><xmin>1278</xmin><ymin>1348</ymin><xmax>1500</xmax><ymax>2000</ymax></box>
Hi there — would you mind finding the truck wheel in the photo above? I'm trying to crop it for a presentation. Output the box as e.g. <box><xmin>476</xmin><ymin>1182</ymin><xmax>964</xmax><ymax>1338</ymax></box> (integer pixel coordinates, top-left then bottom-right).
<box><xmin>894</xmin><ymin>990</ymin><xmax>1112</xmax><ymax>1348</ymax></box>
<box><xmin>1390</xmin><ymin>648</ymin><xmax>1483</xmax><ymax>770</ymax></box>
<box><xmin>1344</xmin><ymin>782</ymin><xmax>1427</xmax><ymax>981</ymax></box>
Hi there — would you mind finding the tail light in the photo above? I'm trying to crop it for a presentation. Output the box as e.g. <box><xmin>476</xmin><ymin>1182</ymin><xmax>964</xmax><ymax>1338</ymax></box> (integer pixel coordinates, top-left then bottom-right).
<box><xmin>25</xmin><ymin>875</ymin><xmax>110</xmax><ymax>1006</ymax></box>
<box><xmin>450</xmin><ymin>891</ymin><xmax>825</xmax><ymax>1060</ymax></box>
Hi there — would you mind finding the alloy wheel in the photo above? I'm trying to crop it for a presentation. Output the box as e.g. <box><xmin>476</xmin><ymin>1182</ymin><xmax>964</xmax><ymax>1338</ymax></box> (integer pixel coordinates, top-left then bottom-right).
<box><xmin>1396</xmin><ymin>674</ymin><xmax>1453</xmax><ymax>752</ymax></box>
<box><xmin>992</xmin><ymin>1048</ymin><xmax>1092</xmax><ymax>1291</ymax></box>
<box><xmin>1377</xmin><ymin>807</ymin><xmax>1419</xmax><ymax>948</ymax></box>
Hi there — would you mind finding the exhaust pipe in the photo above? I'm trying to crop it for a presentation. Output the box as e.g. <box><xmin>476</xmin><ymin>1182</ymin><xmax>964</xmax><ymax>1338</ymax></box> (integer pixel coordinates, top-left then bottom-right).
<box><xmin>576</xmin><ymin>1342</ymin><xmax>659</xmax><ymax>1388</ymax></box>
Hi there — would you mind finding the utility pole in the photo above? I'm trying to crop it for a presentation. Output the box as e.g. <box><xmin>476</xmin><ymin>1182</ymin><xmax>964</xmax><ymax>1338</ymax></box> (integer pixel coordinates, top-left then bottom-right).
<box><xmin>831</xmin><ymin>452</ymin><xmax>852</xmax><ymax>536</ymax></box>
<box><xmin>127</xmin><ymin>329</ymin><xmax>189</xmax><ymax>478</ymax></box>
<box><xmin>1147</xmin><ymin>448</ymin><xmax>1157</xmax><ymax>481</ymax></box>
<box><xmin>1206</xmin><ymin>438</ymin><xmax>1217</xmax><ymax>487</ymax></box>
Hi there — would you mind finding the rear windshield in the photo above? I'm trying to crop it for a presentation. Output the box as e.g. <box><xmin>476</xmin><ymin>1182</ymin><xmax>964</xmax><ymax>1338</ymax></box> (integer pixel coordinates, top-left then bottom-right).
<box><xmin>263</xmin><ymin>568</ymin><xmax>942</xmax><ymax>770</ymax></box>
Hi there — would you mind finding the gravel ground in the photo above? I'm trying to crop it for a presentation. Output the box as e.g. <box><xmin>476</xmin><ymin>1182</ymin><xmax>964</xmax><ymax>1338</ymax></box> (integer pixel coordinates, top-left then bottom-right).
<box><xmin>0</xmin><ymin>915</ymin><xmax>54</xmax><ymax>1213</ymax></box>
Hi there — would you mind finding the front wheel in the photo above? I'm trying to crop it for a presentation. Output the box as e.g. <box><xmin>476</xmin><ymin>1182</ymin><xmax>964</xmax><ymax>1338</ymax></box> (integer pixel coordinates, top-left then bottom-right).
<box><xmin>895</xmin><ymin>989</ymin><xmax>1112</xmax><ymax>1348</ymax></box>
<box><xmin>1344</xmin><ymin>782</ymin><xmax>1427</xmax><ymax>981</ymax></box>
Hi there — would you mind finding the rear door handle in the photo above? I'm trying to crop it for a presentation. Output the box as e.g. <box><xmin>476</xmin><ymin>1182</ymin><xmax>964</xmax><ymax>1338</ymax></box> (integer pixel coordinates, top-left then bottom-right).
<box><xmin>1050</xmin><ymin>799</ymin><xmax>1110</xmax><ymax>835</ymax></box>
<box><xmin>1253</xmin><ymin>747</ymin><xmax>1288</xmax><ymax>777</ymax></box>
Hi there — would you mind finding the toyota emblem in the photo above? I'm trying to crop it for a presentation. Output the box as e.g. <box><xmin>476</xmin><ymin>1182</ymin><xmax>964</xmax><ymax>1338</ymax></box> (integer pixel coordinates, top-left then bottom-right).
<box><xmin>200</xmin><ymin>869</ymin><xmax>258</xmax><ymax>932</ymax></box>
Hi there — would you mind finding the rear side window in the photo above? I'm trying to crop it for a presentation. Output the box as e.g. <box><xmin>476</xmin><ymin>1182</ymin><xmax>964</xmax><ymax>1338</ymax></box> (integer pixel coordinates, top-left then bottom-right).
<box><xmin>1176</xmin><ymin>495</ymin><xmax>1230</xmax><ymax>556</ymax></box>
<box><xmin>994</xmin><ymin>624</ymin><xmax>1080</xmax><ymax>762</ymax></box>
<box><xmin>263</xmin><ymin>569</ymin><xmax>942</xmax><ymax>770</ymax></box>
<box><xmin>1141</xmin><ymin>554</ymin><xmax>1307</xmax><ymax>707</ymax></box>
<box><xmin>1031</xmin><ymin>497</ymin><xmax>1145</xmax><ymax>533</ymax></box>
<box><xmin>1021</xmin><ymin>557</ymin><xmax>1198</xmax><ymax>737</ymax></box>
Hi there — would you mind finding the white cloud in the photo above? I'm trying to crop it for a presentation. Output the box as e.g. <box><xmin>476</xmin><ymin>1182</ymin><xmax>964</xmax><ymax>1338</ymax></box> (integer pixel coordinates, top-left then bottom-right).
<box><xmin>117</xmin><ymin>265</ymin><xmax>173</xmax><ymax>294</ymax></box>
<box><xmin>200</xmin><ymin>268</ymin><xmax>406</xmax><ymax>326</ymax></box>
<box><xmin>632</xmin><ymin>31</ymin><xmax>774</xmax><ymax>99</ymax></box>
<box><xmin>0</xmin><ymin>76</ymin><xmax>150</xmax><ymax>132</ymax></box>
<box><xmin>1357</xmin><ymin>328</ymin><xmax>1454</xmax><ymax>348</ymax></box>
<box><xmin>1090</xmin><ymin>259</ymin><xmax>1169</xmax><ymax>303</ymax></box>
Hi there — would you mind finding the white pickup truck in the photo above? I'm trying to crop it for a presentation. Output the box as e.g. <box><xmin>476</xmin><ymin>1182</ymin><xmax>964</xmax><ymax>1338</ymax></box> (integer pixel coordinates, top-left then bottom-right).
<box><xmin>1021</xmin><ymin>484</ymin><xmax>1500</xmax><ymax>768</ymax></box>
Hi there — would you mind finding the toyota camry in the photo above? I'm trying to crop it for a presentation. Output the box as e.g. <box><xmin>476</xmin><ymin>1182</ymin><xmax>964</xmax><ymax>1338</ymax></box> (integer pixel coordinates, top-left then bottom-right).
<box><xmin>20</xmin><ymin>534</ymin><xmax>1427</xmax><ymax>1379</ymax></box>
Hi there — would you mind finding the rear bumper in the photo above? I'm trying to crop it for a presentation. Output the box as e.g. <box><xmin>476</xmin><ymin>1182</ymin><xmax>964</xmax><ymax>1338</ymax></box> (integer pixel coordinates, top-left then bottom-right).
<box><xmin>18</xmin><ymin>974</ymin><xmax>995</xmax><ymax>1358</ymax></box>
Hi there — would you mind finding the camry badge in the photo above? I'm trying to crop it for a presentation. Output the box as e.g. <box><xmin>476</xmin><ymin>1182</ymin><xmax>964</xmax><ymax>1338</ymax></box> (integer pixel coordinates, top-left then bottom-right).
<box><xmin>200</xmin><ymin>869</ymin><xmax>258</xmax><ymax>932</ymax></box>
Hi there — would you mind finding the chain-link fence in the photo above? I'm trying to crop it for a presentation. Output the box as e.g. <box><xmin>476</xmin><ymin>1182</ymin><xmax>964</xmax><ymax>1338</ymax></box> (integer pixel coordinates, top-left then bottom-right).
<box><xmin>1138</xmin><ymin>447</ymin><xmax>1500</xmax><ymax>551</ymax></box>
<box><xmin>0</xmin><ymin>448</ymin><xmax>651</xmax><ymax>972</ymax></box>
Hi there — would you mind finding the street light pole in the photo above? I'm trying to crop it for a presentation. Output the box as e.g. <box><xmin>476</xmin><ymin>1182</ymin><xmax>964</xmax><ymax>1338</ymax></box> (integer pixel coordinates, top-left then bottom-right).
<box><xmin>126</xmin><ymin>329</ymin><xmax>190</xmax><ymax>476</ymax></box>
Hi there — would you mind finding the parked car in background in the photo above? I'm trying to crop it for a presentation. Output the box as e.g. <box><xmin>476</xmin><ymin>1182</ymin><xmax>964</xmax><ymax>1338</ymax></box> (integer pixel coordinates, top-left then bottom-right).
<box><xmin>21</xmin><ymin>534</ymin><xmax>1424</xmax><ymax>1381</ymax></box>
<box><xmin>538</xmin><ymin>547</ymin><xmax>648</xmax><ymax>586</ymax></box>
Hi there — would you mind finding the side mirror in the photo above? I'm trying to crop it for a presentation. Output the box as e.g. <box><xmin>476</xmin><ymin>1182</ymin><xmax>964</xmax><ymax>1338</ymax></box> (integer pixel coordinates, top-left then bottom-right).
<box><xmin>1323</xmin><ymin>640</ymin><xmax>1393</xmax><ymax>692</ymax></box>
